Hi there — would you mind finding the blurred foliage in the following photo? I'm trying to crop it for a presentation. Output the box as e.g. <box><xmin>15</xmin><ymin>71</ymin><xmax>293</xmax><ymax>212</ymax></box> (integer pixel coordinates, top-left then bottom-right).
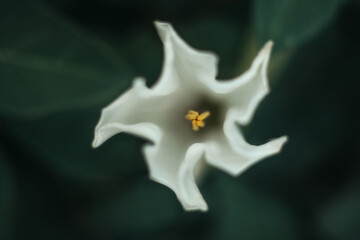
<box><xmin>1</xmin><ymin>0</ymin><xmax>360</xmax><ymax>239</ymax></box>
<box><xmin>317</xmin><ymin>180</ymin><xmax>360</xmax><ymax>240</ymax></box>
<box><xmin>254</xmin><ymin>0</ymin><xmax>348</xmax><ymax>49</ymax></box>
<box><xmin>0</xmin><ymin>0</ymin><xmax>133</xmax><ymax>118</ymax></box>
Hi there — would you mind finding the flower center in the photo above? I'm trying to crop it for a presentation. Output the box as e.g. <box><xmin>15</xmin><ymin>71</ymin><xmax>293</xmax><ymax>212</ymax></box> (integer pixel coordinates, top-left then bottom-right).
<box><xmin>185</xmin><ymin>110</ymin><xmax>210</xmax><ymax>131</ymax></box>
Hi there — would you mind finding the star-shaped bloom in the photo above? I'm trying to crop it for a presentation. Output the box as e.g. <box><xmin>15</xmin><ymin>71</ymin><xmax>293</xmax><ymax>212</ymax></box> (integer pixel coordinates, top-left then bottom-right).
<box><xmin>92</xmin><ymin>21</ymin><xmax>288</xmax><ymax>212</ymax></box>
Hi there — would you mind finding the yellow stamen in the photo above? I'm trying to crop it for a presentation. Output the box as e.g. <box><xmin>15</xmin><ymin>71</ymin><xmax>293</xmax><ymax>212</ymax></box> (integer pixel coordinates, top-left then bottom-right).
<box><xmin>185</xmin><ymin>110</ymin><xmax>210</xmax><ymax>131</ymax></box>
<box><xmin>198</xmin><ymin>111</ymin><xmax>210</xmax><ymax>121</ymax></box>
<box><xmin>185</xmin><ymin>110</ymin><xmax>199</xmax><ymax>120</ymax></box>
<box><xmin>192</xmin><ymin>120</ymin><xmax>199</xmax><ymax>131</ymax></box>
<box><xmin>197</xmin><ymin>120</ymin><xmax>205</xmax><ymax>127</ymax></box>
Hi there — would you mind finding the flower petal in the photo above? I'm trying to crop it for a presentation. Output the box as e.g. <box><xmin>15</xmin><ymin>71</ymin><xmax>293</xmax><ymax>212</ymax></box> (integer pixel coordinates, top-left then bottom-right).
<box><xmin>204</xmin><ymin>109</ymin><xmax>288</xmax><ymax>176</ymax></box>
<box><xmin>143</xmin><ymin>135</ymin><xmax>207</xmax><ymax>211</ymax></box>
<box><xmin>92</xmin><ymin>77</ymin><xmax>163</xmax><ymax>147</ymax></box>
<box><xmin>201</xmin><ymin>41</ymin><xmax>273</xmax><ymax>125</ymax></box>
<box><xmin>178</xmin><ymin>143</ymin><xmax>208</xmax><ymax>211</ymax></box>
<box><xmin>154</xmin><ymin>21</ymin><xmax>219</xmax><ymax>91</ymax></box>
<box><xmin>151</xmin><ymin>22</ymin><xmax>179</xmax><ymax>95</ymax></box>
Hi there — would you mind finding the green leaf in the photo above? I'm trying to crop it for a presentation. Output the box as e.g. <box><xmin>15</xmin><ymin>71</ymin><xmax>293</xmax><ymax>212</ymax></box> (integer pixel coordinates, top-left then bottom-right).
<box><xmin>88</xmin><ymin>178</ymin><xmax>181</xmax><ymax>237</ymax></box>
<box><xmin>243</xmin><ymin>15</ymin><xmax>360</xmax><ymax>181</ymax></box>
<box><xmin>211</xmin><ymin>174</ymin><xmax>300</xmax><ymax>240</ymax></box>
<box><xmin>317</xmin><ymin>183</ymin><xmax>360</xmax><ymax>240</ymax></box>
<box><xmin>10</xmin><ymin>170</ymin><xmax>87</xmax><ymax>240</ymax></box>
<box><xmin>0</xmin><ymin>0</ymin><xmax>133</xmax><ymax>119</ymax></box>
<box><xmin>4</xmin><ymin>110</ymin><xmax>146</xmax><ymax>182</ymax></box>
<box><xmin>253</xmin><ymin>0</ymin><xmax>345</xmax><ymax>49</ymax></box>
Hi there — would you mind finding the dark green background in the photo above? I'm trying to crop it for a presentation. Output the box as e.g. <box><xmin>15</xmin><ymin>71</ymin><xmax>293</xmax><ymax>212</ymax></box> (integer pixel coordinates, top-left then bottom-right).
<box><xmin>1</xmin><ymin>0</ymin><xmax>359</xmax><ymax>239</ymax></box>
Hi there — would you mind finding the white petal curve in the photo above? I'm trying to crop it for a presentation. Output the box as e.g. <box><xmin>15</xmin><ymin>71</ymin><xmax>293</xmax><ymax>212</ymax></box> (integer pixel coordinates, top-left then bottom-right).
<box><xmin>143</xmin><ymin>135</ymin><xmax>207</xmax><ymax>211</ymax></box>
<box><xmin>93</xmin><ymin>122</ymin><xmax>161</xmax><ymax>148</ymax></box>
<box><xmin>151</xmin><ymin>22</ymin><xmax>179</xmax><ymax>95</ymax></box>
<box><xmin>154</xmin><ymin>21</ymin><xmax>219</xmax><ymax>91</ymax></box>
<box><xmin>204</xmin><ymin>109</ymin><xmax>288</xmax><ymax>176</ymax></box>
<box><xmin>201</xmin><ymin>41</ymin><xmax>273</xmax><ymax>125</ymax></box>
<box><xmin>178</xmin><ymin>143</ymin><xmax>208</xmax><ymax>211</ymax></box>
<box><xmin>92</xmin><ymin>77</ymin><xmax>163</xmax><ymax>147</ymax></box>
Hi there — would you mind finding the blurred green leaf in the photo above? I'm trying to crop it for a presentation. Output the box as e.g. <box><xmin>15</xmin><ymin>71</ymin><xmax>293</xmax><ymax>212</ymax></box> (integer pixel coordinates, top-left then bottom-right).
<box><xmin>112</xmin><ymin>27</ymin><xmax>163</xmax><ymax>86</ymax></box>
<box><xmin>0</xmin><ymin>0</ymin><xmax>133</xmax><ymax>119</ymax></box>
<box><xmin>253</xmin><ymin>0</ymin><xmax>345</xmax><ymax>49</ymax></box>
<box><xmin>88</xmin><ymin>178</ymin><xmax>181</xmax><ymax>237</ymax></box>
<box><xmin>317</xmin><ymin>182</ymin><xmax>360</xmax><ymax>240</ymax></box>
<box><xmin>211</xmin><ymin>174</ymin><xmax>300</xmax><ymax>240</ymax></box>
<box><xmin>4</xmin><ymin>110</ymin><xmax>146</xmax><ymax>182</ymax></box>
<box><xmin>244</xmin><ymin>15</ymin><xmax>359</xmax><ymax>184</ymax></box>
<box><xmin>12</xmin><ymin>171</ymin><xmax>86</xmax><ymax>240</ymax></box>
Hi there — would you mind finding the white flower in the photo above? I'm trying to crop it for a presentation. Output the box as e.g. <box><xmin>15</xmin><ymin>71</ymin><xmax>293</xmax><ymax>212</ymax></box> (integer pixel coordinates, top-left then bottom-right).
<box><xmin>92</xmin><ymin>21</ymin><xmax>288</xmax><ymax>212</ymax></box>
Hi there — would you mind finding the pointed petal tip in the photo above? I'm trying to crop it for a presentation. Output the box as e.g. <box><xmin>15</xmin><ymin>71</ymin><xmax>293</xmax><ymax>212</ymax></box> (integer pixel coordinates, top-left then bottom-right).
<box><xmin>91</xmin><ymin>140</ymin><xmax>98</xmax><ymax>149</ymax></box>
<box><xmin>153</xmin><ymin>20</ymin><xmax>174</xmax><ymax>43</ymax></box>
<box><xmin>262</xmin><ymin>40</ymin><xmax>274</xmax><ymax>54</ymax></box>
<box><xmin>183</xmin><ymin>202</ymin><xmax>209</xmax><ymax>212</ymax></box>
<box><xmin>266</xmin><ymin>40</ymin><xmax>274</xmax><ymax>47</ymax></box>
<box><xmin>148</xmin><ymin>170</ymin><xmax>209</xmax><ymax>212</ymax></box>
<box><xmin>271</xmin><ymin>135</ymin><xmax>289</xmax><ymax>152</ymax></box>
<box><xmin>153</xmin><ymin>20</ymin><xmax>170</xmax><ymax>26</ymax></box>
<box><xmin>91</xmin><ymin>136</ymin><xmax>101</xmax><ymax>148</ymax></box>
<box><xmin>279</xmin><ymin>135</ymin><xmax>289</xmax><ymax>144</ymax></box>
<box><xmin>153</xmin><ymin>20</ymin><xmax>172</xmax><ymax>32</ymax></box>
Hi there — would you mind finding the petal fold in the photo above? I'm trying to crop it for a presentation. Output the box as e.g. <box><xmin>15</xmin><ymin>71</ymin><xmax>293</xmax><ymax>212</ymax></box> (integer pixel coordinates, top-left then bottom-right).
<box><xmin>205</xmin><ymin>109</ymin><xmax>288</xmax><ymax>176</ymax></box>
<box><xmin>154</xmin><ymin>21</ymin><xmax>219</xmax><ymax>90</ymax></box>
<box><xmin>93</xmin><ymin>77</ymin><xmax>163</xmax><ymax>147</ymax></box>
<box><xmin>143</xmin><ymin>135</ymin><xmax>207</xmax><ymax>211</ymax></box>
<box><xmin>178</xmin><ymin>143</ymin><xmax>208</xmax><ymax>211</ymax></box>
<box><xmin>201</xmin><ymin>41</ymin><xmax>274</xmax><ymax>125</ymax></box>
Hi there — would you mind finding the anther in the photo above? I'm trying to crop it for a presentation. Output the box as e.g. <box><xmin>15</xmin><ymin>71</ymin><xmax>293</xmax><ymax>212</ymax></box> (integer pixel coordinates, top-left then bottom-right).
<box><xmin>185</xmin><ymin>110</ymin><xmax>210</xmax><ymax>131</ymax></box>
